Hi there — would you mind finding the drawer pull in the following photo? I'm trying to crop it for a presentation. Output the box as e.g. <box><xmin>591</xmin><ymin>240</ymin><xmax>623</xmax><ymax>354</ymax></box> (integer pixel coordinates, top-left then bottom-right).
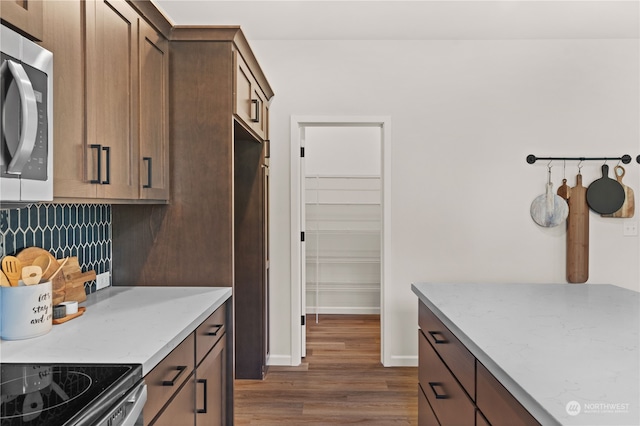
<box><xmin>428</xmin><ymin>331</ymin><xmax>448</xmax><ymax>344</ymax></box>
<box><xmin>207</xmin><ymin>324</ymin><xmax>224</xmax><ymax>336</ymax></box>
<box><xmin>90</xmin><ymin>144</ymin><xmax>102</xmax><ymax>184</ymax></box>
<box><xmin>428</xmin><ymin>382</ymin><xmax>449</xmax><ymax>400</ymax></box>
<box><xmin>196</xmin><ymin>378</ymin><xmax>208</xmax><ymax>413</ymax></box>
<box><xmin>162</xmin><ymin>365</ymin><xmax>187</xmax><ymax>386</ymax></box>
<box><xmin>102</xmin><ymin>146</ymin><xmax>111</xmax><ymax>185</ymax></box>
<box><xmin>143</xmin><ymin>157</ymin><xmax>152</xmax><ymax>188</ymax></box>
<box><xmin>251</xmin><ymin>99</ymin><xmax>260</xmax><ymax>122</ymax></box>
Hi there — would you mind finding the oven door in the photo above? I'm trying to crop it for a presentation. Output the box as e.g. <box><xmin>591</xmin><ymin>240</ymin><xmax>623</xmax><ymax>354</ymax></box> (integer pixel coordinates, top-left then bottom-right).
<box><xmin>91</xmin><ymin>381</ymin><xmax>147</xmax><ymax>426</ymax></box>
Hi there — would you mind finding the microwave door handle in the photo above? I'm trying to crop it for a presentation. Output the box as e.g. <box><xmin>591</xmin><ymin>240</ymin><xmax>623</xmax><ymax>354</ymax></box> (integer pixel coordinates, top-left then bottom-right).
<box><xmin>5</xmin><ymin>60</ymin><xmax>38</xmax><ymax>175</ymax></box>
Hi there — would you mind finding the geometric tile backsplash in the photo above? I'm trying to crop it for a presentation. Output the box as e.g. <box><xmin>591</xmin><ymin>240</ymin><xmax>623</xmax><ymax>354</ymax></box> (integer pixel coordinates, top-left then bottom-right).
<box><xmin>0</xmin><ymin>204</ymin><xmax>111</xmax><ymax>294</ymax></box>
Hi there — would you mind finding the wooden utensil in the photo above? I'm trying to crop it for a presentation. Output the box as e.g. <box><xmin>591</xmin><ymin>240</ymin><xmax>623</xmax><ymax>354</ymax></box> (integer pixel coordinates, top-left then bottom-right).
<box><xmin>530</xmin><ymin>168</ymin><xmax>568</xmax><ymax>227</ymax></box>
<box><xmin>0</xmin><ymin>270</ymin><xmax>10</xmax><ymax>287</ymax></box>
<box><xmin>586</xmin><ymin>164</ymin><xmax>625</xmax><ymax>214</ymax></box>
<box><xmin>602</xmin><ymin>165</ymin><xmax>634</xmax><ymax>218</ymax></box>
<box><xmin>21</xmin><ymin>265</ymin><xmax>43</xmax><ymax>285</ymax></box>
<box><xmin>2</xmin><ymin>256</ymin><xmax>22</xmax><ymax>287</ymax></box>
<box><xmin>32</xmin><ymin>254</ymin><xmax>53</xmax><ymax>279</ymax></box>
<box><xmin>50</xmin><ymin>258</ymin><xmax>70</xmax><ymax>306</ymax></box>
<box><xmin>567</xmin><ymin>174</ymin><xmax>589</xmax><ymax>283</ymax></box>
<box><xmin>557</xmin><ymin>178</ymin><xmax>571</xmax><ymax>201</ymax></box>
<box><xmin>62</xmin><ymin>257</ymin><xmax>91</xmax><ymax>303</ymax></box>
<box><xmin>16</xmin><ymin>248</ymin><xmax>58</xmax><ymax>280</ymax></box>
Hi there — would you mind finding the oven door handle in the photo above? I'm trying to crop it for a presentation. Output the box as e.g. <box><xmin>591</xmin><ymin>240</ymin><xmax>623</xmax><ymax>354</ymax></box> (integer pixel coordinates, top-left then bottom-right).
<box><xmin>121</xmin><ymin>383</ymin><xmax>147</xmax><ymax>426</ymax></box>
<box><xmin>2</xmin><ymin>60</ymin><xmax>38</xmax><ymax>175</ymax></box>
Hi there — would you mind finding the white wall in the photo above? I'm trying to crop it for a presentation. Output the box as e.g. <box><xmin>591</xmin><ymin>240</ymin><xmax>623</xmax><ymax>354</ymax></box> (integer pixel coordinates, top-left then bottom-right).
<box><xmin>253</xmin><ymin>38</ymin><xmax>640</xmax><ymax>366</ymax></box>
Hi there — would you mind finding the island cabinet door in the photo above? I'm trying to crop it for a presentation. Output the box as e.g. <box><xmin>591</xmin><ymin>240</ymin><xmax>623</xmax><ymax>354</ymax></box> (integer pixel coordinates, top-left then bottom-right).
<box><xmin>476</xmin><ymin>362</ymin><xmax>541</xmax><ymax>426</ymax></box>
<box><xmin>419</xmin><ymin>330</ymin><xmax>475</xmax><ymax>425</ymax></box>
<box><xmin>150</xmin><ymin>374</ymin><xmax>196</xmax><ymax>426</ymax></box>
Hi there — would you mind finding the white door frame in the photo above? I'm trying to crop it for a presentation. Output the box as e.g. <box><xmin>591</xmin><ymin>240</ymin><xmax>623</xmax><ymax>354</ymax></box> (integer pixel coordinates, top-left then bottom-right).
<box><xmin>290</xmin><ymin>115</ymin><xmax>392</xmax><ymax>366</ymax></box>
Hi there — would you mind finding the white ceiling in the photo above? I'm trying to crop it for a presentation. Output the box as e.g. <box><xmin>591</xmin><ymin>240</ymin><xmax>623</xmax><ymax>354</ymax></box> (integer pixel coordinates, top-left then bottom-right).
<box><xmin>152</xmin><ymin>0</ymin><xmax>639</xmax><ymax>40</ymax></box>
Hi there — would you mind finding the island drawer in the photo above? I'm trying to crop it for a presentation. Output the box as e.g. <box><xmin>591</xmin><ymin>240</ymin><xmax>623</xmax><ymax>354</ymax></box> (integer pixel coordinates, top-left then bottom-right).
<box><xmin>476</xmin><ymin>361</ymin><xmax>541</xmax><ymax>426</ymax></box>
<box><xmin>419</xmin><ymin>330</ymin><xmax>475</xmax><ymax>425</ymax></box>
<box><xmin>195</xmin><ymin>303</ymin><xmax>227</xmax><ymax>365</ymax></box>
<box><xmin>144</xmin><ymin>333</ymin><xmax>196</xmax><ymax>423</ymax></box>
<box><xmin>418</xmin><ymin>301</ymin><xmax>475</xmax><ymax>399</ymax></box>
<box><xmin>418</xmin><ymin>383</ymin><xmax>441</xmax><ymax>425</ymax></box>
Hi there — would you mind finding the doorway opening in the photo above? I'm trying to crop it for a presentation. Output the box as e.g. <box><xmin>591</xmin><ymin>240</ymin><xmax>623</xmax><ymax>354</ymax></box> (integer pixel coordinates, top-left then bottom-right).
<box><xmin>290</xmin><ymin>116</ymin><xmax>391</xmax><ymax>366</ymax></box>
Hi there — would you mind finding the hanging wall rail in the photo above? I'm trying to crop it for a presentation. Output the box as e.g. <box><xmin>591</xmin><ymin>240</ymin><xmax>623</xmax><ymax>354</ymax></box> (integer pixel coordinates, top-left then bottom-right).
<box><xmin>527</xmin><ymin>154</ymin><xmax>632</xmax><ymax>165</ymax></box>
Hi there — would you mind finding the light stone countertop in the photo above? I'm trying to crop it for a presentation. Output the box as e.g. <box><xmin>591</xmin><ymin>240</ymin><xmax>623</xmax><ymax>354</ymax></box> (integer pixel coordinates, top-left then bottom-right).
<box><xmin>412</xmin><ymin>282</ymin><xmax>639</xmax><ymax>426</ymax></box>
<box><xmin>0</xmin><ymin>286</ymin><xmax>232</xmax><ymax>375</ymax></box>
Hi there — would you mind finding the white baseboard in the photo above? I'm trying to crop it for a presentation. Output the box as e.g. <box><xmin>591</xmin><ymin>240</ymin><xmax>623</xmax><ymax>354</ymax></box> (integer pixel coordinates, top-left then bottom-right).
<box><xmin>266</xmin><ymin>354</ymin><xmax>295</xmax><ymax>366</ymax></box>
<box><xmin>305</xmin><ymin>306</ymin><xmax>380</xmax><ymax>315</ymax></box>
<box><xmin>384</xmin><ymin>355</ymin><xmax>418</xmax><ymax>367</ymax></box>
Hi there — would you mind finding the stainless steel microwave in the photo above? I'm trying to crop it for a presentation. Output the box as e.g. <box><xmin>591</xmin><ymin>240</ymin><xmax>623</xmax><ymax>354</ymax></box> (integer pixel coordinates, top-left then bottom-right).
<box><xmin>0</xmin><ymin>24</ymin><xmax>53</xmax><ymax>206</ymax></box>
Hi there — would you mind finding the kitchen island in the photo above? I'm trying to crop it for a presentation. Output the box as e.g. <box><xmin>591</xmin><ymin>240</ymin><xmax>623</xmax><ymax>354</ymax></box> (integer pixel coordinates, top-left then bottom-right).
<box><xmin>0</xmin><ymin>286</ymin><xmax>233</xmax><ymax>425</ymax></box>
<box><xmin>412</xmin><ymin>282</ymin><xmax>639</xmax><ymax>426</ymax></box>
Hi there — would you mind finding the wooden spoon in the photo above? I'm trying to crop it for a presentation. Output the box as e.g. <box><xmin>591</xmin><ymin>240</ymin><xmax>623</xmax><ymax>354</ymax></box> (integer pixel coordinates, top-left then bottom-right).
<box><xmin>21</xmin><ymin>265</ymin><xmax>43</xmax><ymax>285</ymax></box>
<box><xmin>32</xmin><ymin>254</ymin><xmax>53</xmax><ymax>280</ymax></box>
<box><xmin>0</xmin><ymin>270</ymin><xmax>10</xmax><ymax>287</ymax></box>
<box><xmin>1</xmin><ymin>256</ymin><xmax>22</xmax><ymax>287</ymax></box>
<box><xmin>48</xmin><ymin>257</ymin><xmax>69</xmax><ymax>281</ymax></box>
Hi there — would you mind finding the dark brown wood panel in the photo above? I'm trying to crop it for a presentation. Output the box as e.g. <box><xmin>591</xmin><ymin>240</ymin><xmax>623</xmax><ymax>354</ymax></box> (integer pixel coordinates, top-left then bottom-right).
<box><xmin>419</xmin><ymin>330</ymin><xmax>475</xmax><ymax>425</ymax></box>
<box><xmin>196</xmin><ymin>336</ymin><xmax>227</xmax><ymax>426</ymax></box>
<box><xmin>234</xmin><ymin>123</ymin><xmax>266</xmax><ymax>379</ymax></box>
<box><xmin>150</xmin><ymin>373</ymin><xmax>196</xmax><ymax>426</ymax></box>
<box><xmin>112</xmin><ymin>40</ymin><xmax>235</xmax><ymax>287</ymax></box>
<box><xmin>476</xmin><ymin>361</ymin><xmax>541</xmax><ymax>426</ymax></box>
<box><xmin>419</xmin><ymin>301</ymin><xmax>475</xmax><ymax>399</ymax></box>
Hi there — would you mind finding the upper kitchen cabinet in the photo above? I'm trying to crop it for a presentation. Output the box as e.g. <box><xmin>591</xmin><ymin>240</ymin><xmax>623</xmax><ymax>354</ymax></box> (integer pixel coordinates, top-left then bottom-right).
<box><xmin>85</xmin><ymin>0</ymin><xmax>139</xmax><ymax>200</ymax></box>
<box><xmin>138</xmin><ymin>18</ymin><xmax>169</xmax><ymax>201</ymax></box>
<box><xmin>112</xmin><ymin>26</ymin><xmax>273</xmax><ymax>380</ymax></box>
<box><xmin>41</xmin><ymin>0</ymin><xmax>169</xmax><ymax>203</ymax></box>
<box><xmin>0</xmin><ymin>0</ymin><xmax>43</xmax><ymax>41</ymax></box>
<box><xmin>235</xmin><ymin>51</ymin><xmax>270</xmax><ymax>141</ymax></box>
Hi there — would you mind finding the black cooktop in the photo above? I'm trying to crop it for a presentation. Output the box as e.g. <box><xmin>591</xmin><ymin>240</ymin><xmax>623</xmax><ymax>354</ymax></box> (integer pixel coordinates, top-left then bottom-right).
<box><xmin>0</xmin><ymin>363</ymin><xmax>142</xmax><ymax>426</ymax></box>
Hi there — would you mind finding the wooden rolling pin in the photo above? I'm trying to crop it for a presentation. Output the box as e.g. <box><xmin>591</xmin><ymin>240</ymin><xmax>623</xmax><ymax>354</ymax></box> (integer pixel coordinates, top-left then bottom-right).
<box><xmin>567</xmin><ymin>174</ymin><xmax>589</xmax><ymax>283</ymax></box>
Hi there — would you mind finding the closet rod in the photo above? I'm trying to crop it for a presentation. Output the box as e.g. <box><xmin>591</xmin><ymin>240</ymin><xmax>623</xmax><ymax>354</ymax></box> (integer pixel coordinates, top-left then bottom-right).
<box><xmin>526</xmin><ymin>154</ymin><xmax>632</xmax><ymax>165</ymax></box>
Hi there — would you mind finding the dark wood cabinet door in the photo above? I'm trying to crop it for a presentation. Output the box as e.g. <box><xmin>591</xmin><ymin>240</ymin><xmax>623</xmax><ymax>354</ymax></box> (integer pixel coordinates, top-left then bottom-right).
<box><xmin>139</xmin><ymin>18</ymin><xmax>169</xmax><ymax>201</ymax></box>
<box><xmin>196</xmin><ymin>338</ymin><xmax>227</xmax><ymax>426</ymax></box>
<box><xmin>150</xmin><ymin>374</ymin><xmax>196</xmax><ymax>426</ymax></box>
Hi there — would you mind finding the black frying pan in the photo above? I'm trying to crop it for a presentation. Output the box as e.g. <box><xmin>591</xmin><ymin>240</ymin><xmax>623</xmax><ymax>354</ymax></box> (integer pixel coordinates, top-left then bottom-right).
<box><xmin>586</xmin><ymin>165</ymin><xmax>625</xmax><ymax>214</ymax></box>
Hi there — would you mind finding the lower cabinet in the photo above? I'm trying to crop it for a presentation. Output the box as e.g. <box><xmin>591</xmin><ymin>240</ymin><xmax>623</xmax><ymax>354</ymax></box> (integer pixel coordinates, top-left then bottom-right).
<box><xmin>417</xmin><ymin>301</ymin><xmax>540</xmax><ymax>426</ymax></box>
<box><xmin>145</xmin><ymin>301</ymin><xmax>231</xmax><ymax>426</ymax></box>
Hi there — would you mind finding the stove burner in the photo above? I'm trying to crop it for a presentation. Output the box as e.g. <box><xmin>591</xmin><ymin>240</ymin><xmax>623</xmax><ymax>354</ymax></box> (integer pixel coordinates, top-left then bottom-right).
<box><xmin>0</xmin><ymin>363</ymin><xmax>139</xmax><ymax>426</ymax></box>
<box><xmin>1</xmin><ymin>370</ymin><xmax>92</xmax><ymax>421</ymax></box>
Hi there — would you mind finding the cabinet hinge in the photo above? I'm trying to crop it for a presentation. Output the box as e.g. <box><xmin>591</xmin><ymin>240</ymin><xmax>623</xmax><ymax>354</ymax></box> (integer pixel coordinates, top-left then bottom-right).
<box><xmin>300</xmin><ymin>147</ymin><xmax>305</xmax><ymax>157</ymax></box>
<box><xmin>301</xmin><ymin>231</ymin><xmax>305</xmax><ymax>242</ymax></box>
<box><xmin>301</xmin><ymin>315</ymin><xmax>306</xmax><ymax>326</ymax></box>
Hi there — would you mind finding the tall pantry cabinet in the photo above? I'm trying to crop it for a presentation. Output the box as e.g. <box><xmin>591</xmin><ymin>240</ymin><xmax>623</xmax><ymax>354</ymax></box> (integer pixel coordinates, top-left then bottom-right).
<box><xmin>112</xmin><ymin>26</ymin><xmax>274</xmax><ymax>380</ymax></box>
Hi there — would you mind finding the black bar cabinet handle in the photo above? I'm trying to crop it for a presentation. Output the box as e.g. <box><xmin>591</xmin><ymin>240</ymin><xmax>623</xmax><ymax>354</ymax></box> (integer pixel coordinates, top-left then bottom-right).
<box><xmin>90</xmin><ymin>144</ymin><xmax>102</xmax><ymax>184</ymax></box>
<box><xmin>162</xmin><ymin>365</ymin><xmax>187</xmax><ymax>386</ymax></box>
<box><xmin>207</xmin><ymin>324</ymin><xmax>224</xmax><ymax>336</ymax></box>
<box><xmin>143</xmin><ymin>157</ymin><xmax>152</xmax><ymax>188</ymax></box>
<box><xmin>428</xmin><ymin>382</ymin><xmax>448</xmax><ymax>400</ymax></box>
<box><xmin>428</xmin><ymin>331</ymin><xmax>448</xmax><ymax>344</ymax></box>
<box><xmin>251</xmin><ymin>99</ymin><xmax>260</xmax><ymax>123</ymax></box>
<box><xmin>196</xmin><ymin>379</ymin><xmax>208</xmax><ymax>413</ymax></box>
<box><xmin>102</xmin><ymin>146</ymin><xmax>110</xmax><ymax>185</ymax></box>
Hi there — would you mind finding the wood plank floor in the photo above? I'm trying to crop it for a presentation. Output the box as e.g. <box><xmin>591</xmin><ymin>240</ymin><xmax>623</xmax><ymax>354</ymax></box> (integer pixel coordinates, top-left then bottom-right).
<box><xmin>234</xmin><ymin>314</ymin><xmax>418</xmax><ymax>425</ymax></box>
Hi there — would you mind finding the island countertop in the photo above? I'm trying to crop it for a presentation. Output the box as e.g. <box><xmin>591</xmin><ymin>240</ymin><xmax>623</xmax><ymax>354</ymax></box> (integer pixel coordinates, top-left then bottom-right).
<box><xmin>412</xmin><ymin>282</ymin><xmax>639</xmax><ymax>426</ymax></box>
<box><xmin>0</xmin><ymin>286</ymin><xmax>232</xmax><ymax>376</ymax></box>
